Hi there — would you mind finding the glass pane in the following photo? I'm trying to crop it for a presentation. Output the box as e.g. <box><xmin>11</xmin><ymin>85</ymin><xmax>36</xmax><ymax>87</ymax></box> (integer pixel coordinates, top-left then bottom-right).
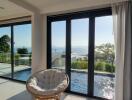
<box><xmin>94</xmin><ymin>16</ymin><xmax>115</xmax><ymax>99</ymax></box>
<box><xmin>71</xmin><ymin>18</ymin><xmax>89</xmax><ymax>94</ymax></box>
<box><xmin>13</xmin><ymin>24</ymin><xmax>32</xmax><ymax>81</ymax></box>
<box><xmin>0</xmin><ymin>27</ymin><xmax>11</xmax><ymax>78</ymax></box>
<box><xmin>51</xmin><ymin>21</ymin><xmax>66</xmax><ymax>72</ymax></box>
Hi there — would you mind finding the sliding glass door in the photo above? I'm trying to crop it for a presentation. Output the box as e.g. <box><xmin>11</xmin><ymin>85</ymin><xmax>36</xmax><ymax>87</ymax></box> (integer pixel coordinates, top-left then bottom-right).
<box><xmin>94</xmin><ymin>16</ymin><xmax>115</xmax><ymax>99</ymax></box>
<box><xmin>71</xmin><ymin>18</ymin><xmax>89</xmax><ymax>94</ymax></box>
<box><xmin>51</xmin><ymin>21</ymin><xmax>66</xmax><ymax>72</ymax></box>
<box><xmin>13</xmin><ymin>24</ymin><xmax>32</xmax><ymax>81</ymax></box>
<box><xmin>0</xmin><ymin>21</ymin><xmax>32</xmax><ymax>81</ymax></box>
<box><xmin>48</xmin><ymin>7</ymin><xmax>115</xmax><ymax>99</ymax></box>
<box><xmin>50</xmin><ymin>19</ymin><xmax>89</xmax><ymax>94</ymax></box>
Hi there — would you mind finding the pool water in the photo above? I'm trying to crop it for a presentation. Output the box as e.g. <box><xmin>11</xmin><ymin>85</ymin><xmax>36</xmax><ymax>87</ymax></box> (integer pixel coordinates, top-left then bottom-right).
<box><xmin>13</xmin><ymin>69</ymin><xmax>115</xmax><ymax>99</ymax></box>
<box><xmin>71</xmin><ymin>72</ymin><xmax>115</xmax><ymax>99</ymax></box>
<box><xmin>13</xmin><ymin>69</ymin><xmax>31</xmax><ymax>81</ymax></box>
<box><xmin>71</xmin><ymin>72</ymin><xmax>88</xmax><ymax>94</ymax></box>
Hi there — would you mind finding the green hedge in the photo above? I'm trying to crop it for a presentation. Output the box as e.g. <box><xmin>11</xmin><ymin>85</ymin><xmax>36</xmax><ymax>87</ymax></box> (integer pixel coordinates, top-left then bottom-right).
<box><xmin>105</xmin><ymin>63</ymin><xmax>115</xmax><ymax>73</ymax></box>
<box><xmin>0</xmin><ymin>53</ymin><xmax>32</xmax><ymax>66</ymax></box>
<box><xmin>71</xmin><ymin>61</ymin><xmax>88</xmax><ymax>69</ymax></box>
<box><xmin>0</xmin><ymin>53</ymin><xmax>10</xmax><ymax>63</ymax></box>
<box><xmin>71</xmin><ymin>60</ymin><xmax>115</xmax><ymax>73</ymax></box>
<box><xmin>95</xmin><ymin>61</ymin><xmax>105</xmax><ymax>71</ymax></box>
<box><xmin>95</xmin><ymin>61</ymin><xmax>115</xmax><ymax>73</ymax></box>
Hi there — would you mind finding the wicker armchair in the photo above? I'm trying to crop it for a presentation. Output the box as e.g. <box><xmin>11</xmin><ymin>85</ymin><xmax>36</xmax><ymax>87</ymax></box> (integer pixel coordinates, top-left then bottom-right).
<box><xmin>26</xmin><ymin>69</ymin><xmax>69</xmax><ymax>100</ymax></box>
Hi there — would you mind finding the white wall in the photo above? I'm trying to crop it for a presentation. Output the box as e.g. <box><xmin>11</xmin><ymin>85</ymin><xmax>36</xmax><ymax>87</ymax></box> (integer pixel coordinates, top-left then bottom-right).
<box><xmin>41</xmin><ymin>15</ymin><xmax>47</xmax><ymax>71</ymax></box>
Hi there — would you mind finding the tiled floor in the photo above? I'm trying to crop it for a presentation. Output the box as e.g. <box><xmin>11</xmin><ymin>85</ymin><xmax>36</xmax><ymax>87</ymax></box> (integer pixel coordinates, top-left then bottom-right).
<box><xmin>0</xmin><ymin>78</ymin><xmax>97</xmax><ymax>100</ymax></box>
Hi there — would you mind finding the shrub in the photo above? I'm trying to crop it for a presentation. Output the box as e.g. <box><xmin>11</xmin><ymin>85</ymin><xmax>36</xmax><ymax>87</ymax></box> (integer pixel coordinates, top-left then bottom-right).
<box><xmin>95</xmin><ymin>61</ymin><xmax>105</xmax><ymax>71</ymax></box>
<box><xmin>0</xmin><ymin>53</ymin><xmax>3</xmax><ymax>62</ymax></box>
<box><xmin>113</xmin><ymin>65</ymin><xmax>115</xmax><ymax>72</ymax></box>
<box><xmin>71</xmin><ymin>61</ymin><xmax>88</xmax><ymax>69</ymax></box>
<box><xmin>71</xmin><ymin>62</ymin><xmax>78</xmax><ymax>69</ymax></box>
<box><xmin>15</xmin><ymin>54</ymin><xmax>20</xmax><ymax>66</ymax></box>
<box><xmin>15</xmin><ymin>54</ymin><xmax>20</xmax><ymax>60</ymax></box>
<box><xmin>29</xmin><ymin>54</ymin><xmax>32</xmax><ymax>66</ymax></box>
<box><xmin>79</xmin><ymin>61</ymin><xmax>88</xmax><ymax>69</ymax></box>
<box><xmin>0</xmin><ymin>54</ymin><xmax>7</xmax><ymax>63</ymax></box>
<box><xmin>17</xmin><ymin>48</ymin><xmax>28</xmax><ymax>57</ymax></box>
<box><xmin>105</xmin><ymin>63</ymin><xmax>115</xmax><ymax>73</ymax></box>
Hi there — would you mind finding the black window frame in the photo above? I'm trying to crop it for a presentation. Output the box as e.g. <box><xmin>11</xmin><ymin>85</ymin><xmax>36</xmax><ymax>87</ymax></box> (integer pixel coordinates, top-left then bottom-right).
<box><xmin>47</xmin><ymin>7</ymin><xmax>112</xmax><ymax>100</ymax></box>
<box><xmin>0</xmin><ymin>20</ymin><xmax>31</xmax><ymax>83</ymax></box>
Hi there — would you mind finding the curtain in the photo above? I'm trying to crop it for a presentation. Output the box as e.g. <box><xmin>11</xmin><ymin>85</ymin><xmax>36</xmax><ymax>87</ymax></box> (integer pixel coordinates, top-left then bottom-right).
<box><xmin>112</xmin><ymin>1</ymin><xmax>132</xmax><ymax>100</ymax></box>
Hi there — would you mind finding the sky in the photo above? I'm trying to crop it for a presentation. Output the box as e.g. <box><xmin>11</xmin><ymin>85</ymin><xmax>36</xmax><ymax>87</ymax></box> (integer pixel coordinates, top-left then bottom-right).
<box><xmin>95</xmin><ymin>16</ymin><xmax>114</xmax><ymax>46</ymax></box>
<box><xmin>52</xmin><ymin>16</ymin><xmax>114</xmax><ymax>47</ymax></box>
<box><xmin>0</xmin><ymin>24</ymin><xmax>31</xmax><ymax>48</ymax></box>
<box><xmin>14</xmin><ymin>24</ymin><xmax>31</xmax><ymax>48</ymax></box>
<box><xmin>0</xmin><ymin>16</ymin><xmax>114</xmax><ymax>49</ymax></box>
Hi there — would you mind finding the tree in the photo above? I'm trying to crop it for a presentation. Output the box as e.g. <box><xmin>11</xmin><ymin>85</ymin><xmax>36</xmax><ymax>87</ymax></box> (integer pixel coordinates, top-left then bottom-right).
<box><xmin>105</xmin><ymin>63</ymin><xmax>115</xmax><ymax>73</ymax></box>
<box><xmin>0</xmin><ymin>35</ymin><xmax>10</xmax><ymax>52</ymax></box>
<box><xmin>95</xmin><ymin>43</ymin><xmax>115</xmax><ymax>71</ymax></box>
<box><xmin>71</xmin><ymin>60</ymin><xmax>88</xmax><ymax>69</ymax></box>
<box><xmin>95</xmin><ymin>43</ymin><xmax>115</xmax><ymax>62</ymax></box>
<box><xmin>17</xmin><ymin>48</ymin><xmax>28</xmax><ymax>57</ymax></box>
<box><xmin>95</xmin><ymin>61</ymin><xmax>105</xmax><ymax>71</ymax></box>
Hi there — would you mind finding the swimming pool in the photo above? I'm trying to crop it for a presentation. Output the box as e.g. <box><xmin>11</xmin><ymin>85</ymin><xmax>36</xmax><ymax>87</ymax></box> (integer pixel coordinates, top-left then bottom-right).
<box><xmin>13</xmin><ymin>69</ymin><xmax>115</xmax><ymax>99</ymax></box>
<box><xmin>13</xmin><ymin>69</ymin><xmax>31</xmax><ymax>81</ymax></box>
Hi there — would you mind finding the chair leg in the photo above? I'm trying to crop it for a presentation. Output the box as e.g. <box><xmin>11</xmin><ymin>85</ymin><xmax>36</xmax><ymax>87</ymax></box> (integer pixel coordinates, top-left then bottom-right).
<box><xmin>56</xmin><ymin>97</ymin><xmax>60</xmax><ymax>100</ymax></box>
<box><xmin>31</xmin><ymin>95</ymin><xmax>36</xmax><ymax>100</ymax></box>
<box><xmin>56</xmin><ymin>94</ymin><xmax>61</xmax><ymax>100</ymax></box>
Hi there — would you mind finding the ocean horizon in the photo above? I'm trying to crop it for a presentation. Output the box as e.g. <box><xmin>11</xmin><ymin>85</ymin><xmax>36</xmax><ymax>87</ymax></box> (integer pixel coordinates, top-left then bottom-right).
<box><xmin>14</xmin><ymin>46</ymin><xmax>88</xmax><ymax>55</ymax></box>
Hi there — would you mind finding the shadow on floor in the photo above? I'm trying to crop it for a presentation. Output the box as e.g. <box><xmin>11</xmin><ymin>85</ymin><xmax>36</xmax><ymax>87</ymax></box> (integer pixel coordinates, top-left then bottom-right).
<box><xmin>6</xmin><ymin>91</ymin><xmax>89</xmax><ymax>100</ymax></box>
<box><xmin>6</xmin><ymin>91</ymin><xmax>69</xmax><ymax>100</ymax></box>
<box><xmin>7</xmin><ymin>91</ymin><xmax>32</xmax><ymax>100</ymax></box>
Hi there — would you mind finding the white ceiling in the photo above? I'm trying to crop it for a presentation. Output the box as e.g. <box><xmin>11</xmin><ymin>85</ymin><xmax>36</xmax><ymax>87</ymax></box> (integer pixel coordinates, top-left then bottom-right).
<box><xmin>0</xmin><ymin>0</ymin><xmax>30</xmax><ymax>20</ymax></box>
<box><xmin>25</xmin><ymin>0</ymin><xmax>72</xmax><ymax>9</ymax></box>
<box><xmin>24</xmin><ymin>0</ymin><xmax>128</xmax><ymax>14</ymax></box>
<box><xmin>0</xmin><ymin>0</ymin><xmax>128</xmax><ymax>20</ymax></box>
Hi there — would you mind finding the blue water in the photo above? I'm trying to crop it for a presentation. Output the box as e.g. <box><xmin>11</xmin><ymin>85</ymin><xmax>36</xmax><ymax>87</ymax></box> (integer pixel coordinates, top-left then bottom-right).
<box><xmin>13</xmin><ymin>69</ymin><xmax>31</xmax><ymax>81</ymax></box>
<box><xmin>71</xmin><ymin>72</ymin><xmax>88</xmax><ymax>94</ymax></box>
<box><xmin>71</xmin><ymin>72</ymin><xmax>115</xmax><ymax>99</ymax></box>
<box><xmin>13</xmin><ymin>69</ymin><xmax>115</xmax><ymax>99</ymax></box>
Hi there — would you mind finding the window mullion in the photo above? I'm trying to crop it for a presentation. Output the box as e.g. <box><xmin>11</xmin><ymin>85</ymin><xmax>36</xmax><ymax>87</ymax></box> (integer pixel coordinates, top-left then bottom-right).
<box><xmin>11</xmin><ymin>25</ymin><xmax>14</xmax><ymax>79</ymax></box>
<box><xmin>66</xmin><ymin>18</ymin><xmax>71</xmax><ymax>91</ymax></box>
<box><xmin>88</xmin><ymin>17</ymin><xmax>95</xmax><ymax>96</ymax></box>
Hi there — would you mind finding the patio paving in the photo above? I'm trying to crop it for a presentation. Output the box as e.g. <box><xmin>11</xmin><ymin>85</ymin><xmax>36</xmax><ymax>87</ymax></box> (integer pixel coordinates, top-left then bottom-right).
<box><xmin>0</xmin><ymin>63</ymin><xmax>30</xmax><ymax>76</ymax></box>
